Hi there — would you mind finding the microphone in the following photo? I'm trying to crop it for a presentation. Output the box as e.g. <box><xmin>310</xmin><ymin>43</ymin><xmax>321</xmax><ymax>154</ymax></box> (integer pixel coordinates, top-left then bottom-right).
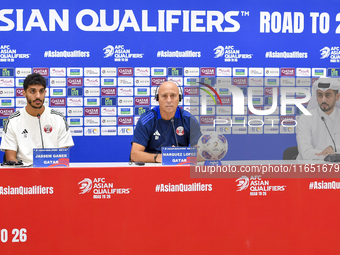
<box><xmin>171</xmin><ymin>118</ymin><xmax>179</xmax><ymax>147</ymax></box>
<box><xmin>321</xmin><ymin>116</ymin><xmax>340</xmax><ymax>162</ymax></box>
<box><xmin>37</xmin><ymin>113</ymin><xmax>44</xmax><ymax>149</ymax></box>
<box><xmin>321</xmin><ymin>116</ymin><xmax>336</xmax><ymax>152</ymax></box>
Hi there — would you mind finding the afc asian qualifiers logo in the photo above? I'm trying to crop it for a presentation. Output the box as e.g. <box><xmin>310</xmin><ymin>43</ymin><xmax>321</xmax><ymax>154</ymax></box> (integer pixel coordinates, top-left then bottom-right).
<box><xmin>320</xmin><ymin>46</ymin><xmax>340</xmax><ymax>63</ymax></box>
<box><xmin>214</xmin><ymin>46</ymin><xmax>224</xmax><ymax>58</ymax></box>
<box><xmin>214</xmin><ymin>45</ymin><xmax>253</xmax><ymax>61</ymax></box>
<box><xmin>236</xmin><ymin>176</ymin><xmax>249</xmax><ymax>191</ymax></box>
<box><xmin>320</xmin><ymin>47</ymin><xmax>330</xmax><ymax>59</ymax></box>
<box><xmin>103</xmin><ymin>45</ymin><xmax>144</xmax><ymax>62</ymax></box>
<box><xmin>236</xmin><ymin>175</ymin><xmax>286</xmax><ymax>196</ymax></box>
<box><xmin>78</xmin><ymin>178</ymin><xmax>92</xmax><ymax>194</ymax></box>
<box><xmin>103</xmin><ymin>46</ymin><xmax>114</xmax><ymax>58</ymax></box>
<box><xmin>78</xmin><ymin>177</ymin><xmax>131</xmax><ymax>199</ymax></box>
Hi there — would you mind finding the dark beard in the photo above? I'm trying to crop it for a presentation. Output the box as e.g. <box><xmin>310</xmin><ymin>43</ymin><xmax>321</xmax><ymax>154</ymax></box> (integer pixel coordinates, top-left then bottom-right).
<box><xmin>27</xmin><ymin>99</ymin><xmax>44</xmax><ymax>109</ymax></box>
<box><xmin>320</xmin><ymin>103</ymin><xmax>334</xmax><ymax>112</ymax></box>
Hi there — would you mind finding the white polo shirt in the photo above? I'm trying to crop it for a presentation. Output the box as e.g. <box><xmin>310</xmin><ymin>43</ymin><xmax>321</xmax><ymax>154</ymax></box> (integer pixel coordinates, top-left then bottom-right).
<box><xmin>0</xmin><ymin>106</ymin><xmax>74</xmax><ymax>165</ymax></box>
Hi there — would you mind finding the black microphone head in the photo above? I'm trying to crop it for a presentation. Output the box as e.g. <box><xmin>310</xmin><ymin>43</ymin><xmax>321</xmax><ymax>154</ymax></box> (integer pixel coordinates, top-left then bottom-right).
<box><xmin>37</xmin><ymin>113</ymin><xmax>41</xmax><ymax>119</ymax></box>
<box><xmin>321</xmin><ymin>116</ymin><xmax>325</xmax><ymax>121</ymax></box>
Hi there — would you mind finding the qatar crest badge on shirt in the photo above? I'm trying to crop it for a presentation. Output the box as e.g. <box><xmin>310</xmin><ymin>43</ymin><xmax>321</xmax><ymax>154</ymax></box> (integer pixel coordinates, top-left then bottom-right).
<box><xmin>176</xmin><ymin>126</ymin><xmax>184</xmax><ymax>136</ymax></box>
<box><xmin>44</xmin><ymin>125</ymin><xmax>53</xmax><ymax>133</ymax></box>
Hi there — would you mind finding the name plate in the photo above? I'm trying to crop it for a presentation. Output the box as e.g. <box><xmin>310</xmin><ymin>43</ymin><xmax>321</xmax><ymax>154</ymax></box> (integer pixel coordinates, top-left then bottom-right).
<box><xmin>33</xmin><ymin>148</ymin><xmax>70</xmax><ymax>167</ymax></box>
<box><xmin>161</xmin><ymin>147</ymin><xmax>197</xmax><ymax>166</ymax></box>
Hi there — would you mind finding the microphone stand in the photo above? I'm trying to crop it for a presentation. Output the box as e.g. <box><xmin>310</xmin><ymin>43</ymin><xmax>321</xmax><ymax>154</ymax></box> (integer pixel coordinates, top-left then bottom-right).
<box><xmin>37</xmin><ymin>113</ymin><xmax>44</xmax><ymax>149</ymax></box>
<box><xmin>171</xmin><ymin>118</ymin><xmax>179</xmax><ymax>147</ymax></box>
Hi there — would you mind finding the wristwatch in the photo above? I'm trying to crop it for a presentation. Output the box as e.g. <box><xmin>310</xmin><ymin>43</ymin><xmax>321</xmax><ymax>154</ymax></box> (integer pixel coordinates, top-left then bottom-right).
<box><xmin>154</xmin><ymin>154</ymin><xmax>158</xmax><ymax>163</ymax></box>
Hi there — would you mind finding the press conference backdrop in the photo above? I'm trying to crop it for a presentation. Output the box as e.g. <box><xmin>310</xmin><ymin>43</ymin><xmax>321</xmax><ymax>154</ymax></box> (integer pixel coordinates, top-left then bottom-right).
<box><xmin>0</xmin><ymin>0</ymin><xmax>339</xmax><ymax>162</ymax></box>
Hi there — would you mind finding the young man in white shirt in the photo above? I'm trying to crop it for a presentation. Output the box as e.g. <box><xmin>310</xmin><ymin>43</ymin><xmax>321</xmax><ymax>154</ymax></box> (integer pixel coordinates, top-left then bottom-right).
<box><xmin>0</xmin><ymin>73</ymin><xmax>74</xmax><ymax>165</ymax></box>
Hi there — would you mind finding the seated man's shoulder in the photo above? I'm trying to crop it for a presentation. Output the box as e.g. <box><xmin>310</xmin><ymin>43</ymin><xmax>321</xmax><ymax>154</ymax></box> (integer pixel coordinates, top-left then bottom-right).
<box><xmin>180</xmin><ymin>108</ymin><xmax>198</xmax><ymax>123</ymax></box>
<box><xmin>3</xmin><ymin>110</ymin><xmax>22</xmax><ymax>133</ymax></box>
<box><xmin>300</xmin><ymin>108</ymin><xmax>317</xmax><ymax>120</ymax></box>
<box><xmin>180</xmin><ymin>108</ymin><xmax>191</xmax><ymax>117</ymax></box>
<box><xmin>50</xmin><ymin>108</ymin><xmax>66</xmax><ymax>119</ymax></box>
<box><xmin>49</xmin><ymin>109</ymin><xmax>69</xmax><ymax>130</ymax></box>
<box><xmin>138</xmin><ymin>108</ymin><xmax>156</xmax><ymax>126</ymax></box>
<box><xmin>309</xmin><ymin>108</ymin><xmax>318</xmax><ymax>114</ymax></box>
<box><xmin>8</xmin><ymin>109</ymin><xmax>22</xmax><ymax>119</ymax></box>
<box><xmin>6</xmin><ymin>110</ymin><xmax>22</xmax><ymax>125</ymax></box>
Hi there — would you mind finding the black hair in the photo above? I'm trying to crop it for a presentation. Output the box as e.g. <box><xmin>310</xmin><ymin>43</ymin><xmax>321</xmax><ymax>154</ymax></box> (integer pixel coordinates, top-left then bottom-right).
<box><xmin>23</xmin><ymin>73</ymin><xmax>46</xmax><ymax>91</ymax></box>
